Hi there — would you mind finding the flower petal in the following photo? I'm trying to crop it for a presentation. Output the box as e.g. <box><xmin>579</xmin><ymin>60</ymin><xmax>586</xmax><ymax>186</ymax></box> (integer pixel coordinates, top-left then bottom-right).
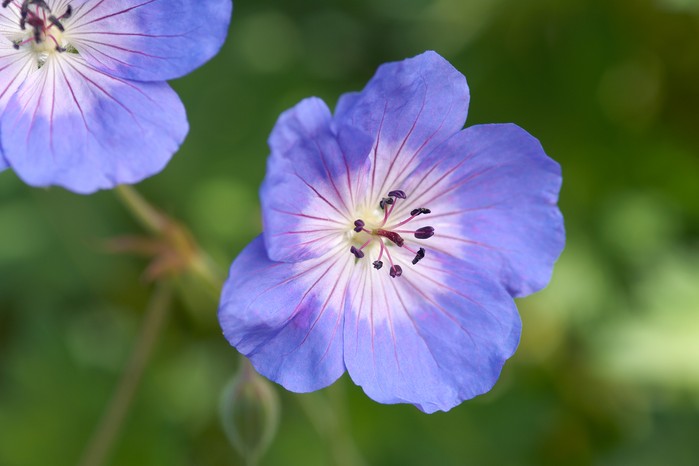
<box><xmin>261</xmin><ymin>97</ymin><xmax>373</xmax><ymax>262</ymax></box>
<box><xmin>0</xmin><ymin>38</ymin><xmax>37</xmax><ymax>169</ymax></box>
<box><xmin>334</xmin><ymin>51</ymin><xmax>469</xmax><ymax>203</ymax></box>
<box><xmin>64</xmin><ymin>0</ymin><xmax>232</xmax><ymax>81</ymax></box>
<box><xmin>218</xmin><ymin>236</ymin><xmax>350</xmax><ymax>392</ymax></box>
<box><xmin>395</xmin><ymin>123</ymin><xmax>565</xmax><ymax>297</ymax></box>
<box><xmin>0</xmin><ymin>41</ymin><xmax>35</xmax><ymax>110</ymax></box>
<box><xmin>1</xmin><ymin>53</ymin><xmax>188</xmax><ymax>193</ymax></box>
<box><xmin>343</xmin><ymin>250</ymin><xmax>521</xmax><ymax>413</ymax></box>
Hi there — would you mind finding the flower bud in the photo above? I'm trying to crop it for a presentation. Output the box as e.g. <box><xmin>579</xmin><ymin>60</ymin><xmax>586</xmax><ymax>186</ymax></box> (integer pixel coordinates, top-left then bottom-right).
<box><xmin>219</xmin><ymin>359</ymin><xmax>280</xmax><ymax>464</ymax></box>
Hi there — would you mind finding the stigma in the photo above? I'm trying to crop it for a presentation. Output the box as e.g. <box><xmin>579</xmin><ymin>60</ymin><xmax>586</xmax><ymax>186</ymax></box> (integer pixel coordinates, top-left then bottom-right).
<box><xmin>348</xmin><ymin>189</ymin><xmax>435</xmax><ymax>278</ymax></box>
<box><xmin>3</xmin><ymin>0</ymin><xmax>73</xmax><ymax>59</ymax></box>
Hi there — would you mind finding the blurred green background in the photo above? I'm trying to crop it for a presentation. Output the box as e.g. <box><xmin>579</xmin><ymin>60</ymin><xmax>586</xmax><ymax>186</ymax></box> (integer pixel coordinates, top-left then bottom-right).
<box><xmin>2</xmin><ymin>0</ymin><xmax>699</xmax><ymax>464</ymax></box>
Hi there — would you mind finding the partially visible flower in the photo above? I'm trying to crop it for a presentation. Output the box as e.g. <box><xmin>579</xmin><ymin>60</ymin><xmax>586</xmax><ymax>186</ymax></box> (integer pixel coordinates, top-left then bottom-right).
<box><xmin>0</xmin><ymin>0</ymin><xmax>232</xmax><ymax>193</ymax></box>
<box><xmin>219</xmin><ymin>51</ymin><xmax>565</xmax><ymax>413</ymax></box>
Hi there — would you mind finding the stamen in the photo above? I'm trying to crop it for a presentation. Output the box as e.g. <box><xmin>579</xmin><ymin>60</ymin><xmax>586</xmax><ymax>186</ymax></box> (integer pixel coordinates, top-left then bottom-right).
<box><xmin>410</xmin><ymin>208</ymin><xmax>431</xmax><ymax>216</ymax></box>
<box><xmin>411</xmin><ymin>248</ymin><xmax>425</xmax><ymax>265</ymax></box>
<box><xmin>414</xmin><ymin>226</ymin><xmax>435</xmax><ymax>239</ymax></box>
<box><xmin>379</xmin><ymin>197</ymin><xmax>393</xmax><ymax>210</ymax></box>
<box><xmin>387</xmin><ymin>190</ymin><xmax>406</xmax><ymax>199</ymax></box>
<box><xmin>353</xmin><ymin>219</ymin><xmax>365</xmax><ymax>233</ymax></box>
<box><xmin>1</xmin><ymin>0</ymin><xmax>11</xmax><ymax>8</ymax></box>
<box><xmin>350</xmin><ymin>246</ymin><xmax>364</xmax><ymax>259</ymax></box>
<box><xmin>48</xmin><ymin>34</ymin><xmax>64</xmax><ymax>52</ymax></box>
<box><xmin>373</xmin><ymin>260</ymin><xmax>383</xmax><ymax>270</ymax></box>
<box><xmin>48</xmin><ymin>15</ymin><xmax>64</xmax><ymax>31</ymax></box>
<box><xmin>382</xmin><ymin>244</ymin><xmax>401</xmax><ymax>278</ymax></box>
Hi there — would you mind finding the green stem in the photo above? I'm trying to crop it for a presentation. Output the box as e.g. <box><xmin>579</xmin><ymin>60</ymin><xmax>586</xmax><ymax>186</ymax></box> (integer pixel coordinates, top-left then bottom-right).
<box><xmin>115</xmin><ymin>185</ymin><xmax>167</xmax><ymax>234</ymax></box>
<box><xmin>78</xmin><ymin>281</ymin><xmax>173</xmax><ymax>466</ymax></box>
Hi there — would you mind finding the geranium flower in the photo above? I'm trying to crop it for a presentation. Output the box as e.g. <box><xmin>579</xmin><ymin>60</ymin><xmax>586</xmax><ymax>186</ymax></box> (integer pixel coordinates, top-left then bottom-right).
<box><xmin>219</xmin><ymin>51</ymin><xmax>564</xmax><ymax>413</ymax></box>
<box><xmin>0</xmin><ymin>0</ymin><xmax>232</xmax><ymax>193</ymax></box>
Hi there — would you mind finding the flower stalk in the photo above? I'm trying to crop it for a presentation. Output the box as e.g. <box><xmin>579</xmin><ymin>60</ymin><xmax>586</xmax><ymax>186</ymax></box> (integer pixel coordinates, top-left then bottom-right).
<box><xmin>78</xmin><ymin>280</ymin><xmax>173</xmax><ymax>466</ymax></box>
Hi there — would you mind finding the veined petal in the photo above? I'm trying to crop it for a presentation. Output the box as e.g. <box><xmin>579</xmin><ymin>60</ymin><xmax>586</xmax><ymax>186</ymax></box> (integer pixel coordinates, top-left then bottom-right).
<box><xmin>218</xmin><ymin>236</ymin><xmax>349</xmax><ymax>392</ymax></box>
<box><xmin>1</xmin><ymin>53</ymin><xmax>188</xmax><ymax>193</ymax></box>
<box><xmin>343</xmin><ymin>249</ymin><xmax>521</xmax><ymax>413</ymax></box>
<box><xmin>334</xmin><ymin>51</ymin><xmax>469</xmax><ymax>203</ymax></box>
<box><xmin>262</xmin><ymin>97</ymin><xmax>373</xmax><ymax>263</ymax></box>
<box><xmin>65</xmin><ymin>0</ymin><xmax>232</xmax><ymax>81</ymax></box>
<box><xmin>396</xmin><ymin>123</ymin><xmax>565</xmax><ymax>297</ymax></box>
<box><xmin>0</xmin><ymin>41</ymin><xmax>35</xmax><ymax>110</ymax></box>
<box><xmin>0</xmin><ymin>42</ymin><xmax>34</xmax><ymax>166</ymax></box>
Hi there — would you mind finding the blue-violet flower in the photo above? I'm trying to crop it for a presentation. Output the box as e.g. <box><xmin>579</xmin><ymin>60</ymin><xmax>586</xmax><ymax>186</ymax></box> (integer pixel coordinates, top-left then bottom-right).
<box><xmin>0</xmin><ymin>0</ymin><xmax>232</xmax><ymax>193</ymax></box>
<box><xmin>219</xmin><ymin>51</ymin><xmax>565</xmax><ymax>413</ymax></box>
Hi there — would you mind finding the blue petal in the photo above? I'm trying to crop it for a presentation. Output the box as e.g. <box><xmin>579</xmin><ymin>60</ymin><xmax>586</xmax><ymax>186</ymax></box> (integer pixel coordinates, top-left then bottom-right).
<box><xmin>334</xmin><ymin>50</ymin><xmax>469</xmax><ymax>203</ymax></box>
<box><xmin>402</xmin><ymin>123</ymin><xmax>565</xmax><ymax>297</ymax></box>
<box><xmin>218</xmin><ymin>236</ymin><xmax>349</xmax><ymax>392</ymax></box>
<box><xmin>1</xmin><ymin>54</ymin><xmax>188</xmax><ymax>194</ymax></box>
<box><xmin>0</xmin><ymin>40</ymin><xmax>37</xmax><ymax>172</ymax></box>
<box><xmin>343</xmin><ymin>250</ymin><xmax>521</xmax><ymax>413</ymax></box>
<box><xmin>65</xmin><ymin>0</ymin><xmax>232</xmax><ymax>81</ymax></box>
<box><xmin>262</xmin><ymin>97</ymin><xmax>373</xmax><ymax>262</ymax></box>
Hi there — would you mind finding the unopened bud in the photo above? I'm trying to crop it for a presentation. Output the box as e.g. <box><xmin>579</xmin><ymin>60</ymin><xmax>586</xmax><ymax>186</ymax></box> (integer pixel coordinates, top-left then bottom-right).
<box><xmin>220</xmin><ymin>359</ymin><xmax>280</xmax><ymax>465</ymax></box>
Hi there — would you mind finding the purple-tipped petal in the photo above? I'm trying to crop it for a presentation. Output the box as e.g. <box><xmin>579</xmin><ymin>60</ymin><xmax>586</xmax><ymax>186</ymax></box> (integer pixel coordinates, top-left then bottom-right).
<box><xmin>1</xmin><ymin>53</ymin><xmax>188</xmax><ymax>193</ymax></box>
<box><xmin>398</xmin><ymin>123</ymin><xmax>565</xmax><ymax>297</ymax></box>
<box><xmin>219</xmin><ymin>236</ymin><xmax>349</xmax><ymax>392</ymax></box>
<box><xmin>343</xmin><ymin>250</ymin><xmax>520</xmax><ymax>413</ymax></box>
<box><xmin>335</xmin><ymin>51</ymin><xmax>469</xmax><ymax>203</ymax></box>
<box><xmin>65</xmin><ymin>0</ymin><xmax>232</xmax><ymax>81</ymax></box>
<box><xmin>262</xmin><ymin>97</ymin><xmax>373</xmax><ymax>262</ymax></box>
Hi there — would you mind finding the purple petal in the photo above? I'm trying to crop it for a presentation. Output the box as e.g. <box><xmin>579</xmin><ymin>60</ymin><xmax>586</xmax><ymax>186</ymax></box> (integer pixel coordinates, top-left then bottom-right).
<box><xmin>0</xmin><ymin>42</ymin><xmax>36</xmax><ymax>110</ymax></box>
<box><xmin>0</xmin><ymin>40</ymin><xmax>37</xmax><ymax>170</ymax></box>
<box><xmin>64</xmin><ymin>0</ymin><xmax>232</xmax><ymax>81</ymax></box>
<box><xmin>218</xmin><ymin>236</ymin><xmax>349</xmax><ymax>392</ymax></box>
<box><xmin>396</xmin><ymin>123</ymin><xmax>565</xmax><ymax>297</ymax></box>
<box><xmin>334</xmin><ymin>51</ymin><xmax>469</xmax><ymax>204</ymax></box>
<box><xmin>1</xmin><ymin>53</ymin><xmax>188</xmax><ymax>193</ymax></box>
<box><xmin>261</xmin><ymin>97</ymin><xmax>373</xmax><ymax>262</ymax></box>
<box><xmin>343</xmin><ymin>249</ymin><xmax>521</xmax><ymax>413</ymax></box>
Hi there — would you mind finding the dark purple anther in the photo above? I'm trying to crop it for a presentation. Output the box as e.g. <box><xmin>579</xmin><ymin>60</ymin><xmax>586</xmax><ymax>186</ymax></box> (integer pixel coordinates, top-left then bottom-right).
<box><xmin>388</xmin><ymin>190</ymin><xmax>406</xmax><ymax>199</ymax></box>
<box><xmin>412</xmin><ymin>248</ymin><xmax>426</xmax><ymax>265</ymax></box>
<box><xmin>414</xmin><ymin>226</ymin><xmax>435</xmax><ymax>239</ymax></box>
<box><xmin>410</xmin><ymin>207</ymin><xmax>432</xmax><ymax>216</ymax></box>
<box><xmin>350</xmin><ymin>246</ymin><xmax>364</xmax><ymax>259</ymax></box>
<box><xmin>2</xmin><ymin>0</ymin><xmax>11</xmax><ymax>8</ymax></box>
<box><xmin>49</xmin><ymin>15</ymin><xmax>65</xmax><ymax>31</ymax></box>
<box><xmin>373</xmin><ymin>260</ymin><xmax>383</xmax><ymax>270</ymax></box>
<box><xmin>353</xmin><ymin>219</ymin><xmax>365</xmax><ymax>232</ymax></box>
<box><xmin>376</xmin><ymin>229</ymin><xmax>404</xmax><ymax>247</ymax></box>
<box><xmin>389</xmin><ymin>265</ymin><xmax>403</xmax><ymax>278</ymax></box>
<box><xmin>379</xmin><ymin>197</ymin><xmax>394</xmax><ymax>210</ymax></box>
